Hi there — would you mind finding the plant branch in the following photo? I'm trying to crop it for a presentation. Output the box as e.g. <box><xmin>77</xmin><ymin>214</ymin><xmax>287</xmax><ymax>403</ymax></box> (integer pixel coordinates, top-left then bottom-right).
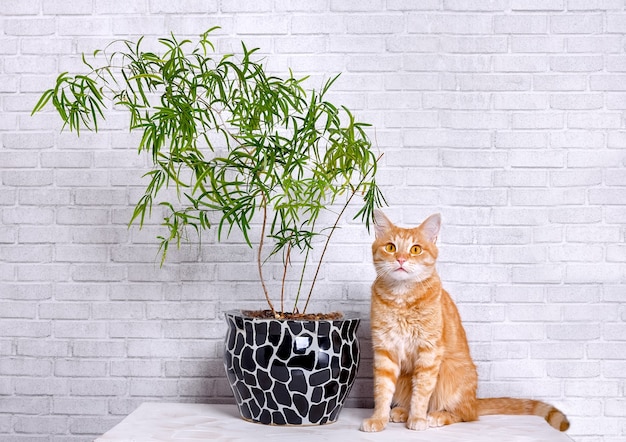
<box><xmin>301</xmin><ymin>164</ymin><xmax>378</xmax><ymax>315</ymax></box>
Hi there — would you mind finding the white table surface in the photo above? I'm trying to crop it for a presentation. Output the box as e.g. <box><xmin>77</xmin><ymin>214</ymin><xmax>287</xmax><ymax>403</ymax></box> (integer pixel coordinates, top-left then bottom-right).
<box><xmin>96</xmin><ymin>402</ymin><xmax>574</xmax><ymax>442</ymax></box>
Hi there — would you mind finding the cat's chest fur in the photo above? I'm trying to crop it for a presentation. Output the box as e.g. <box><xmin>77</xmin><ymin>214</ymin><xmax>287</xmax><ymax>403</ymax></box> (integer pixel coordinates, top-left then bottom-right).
<box><xmin>372</xmin><ymin>285</ymin><xmax>443</xmax><ymax>372</ymax></box>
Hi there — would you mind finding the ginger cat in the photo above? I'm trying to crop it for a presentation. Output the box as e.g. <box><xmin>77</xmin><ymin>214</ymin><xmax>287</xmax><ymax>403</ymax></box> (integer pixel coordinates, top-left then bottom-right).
<box><xmin>360</xmin><ymin>211</ymin><xmax>569</xmax><ymax>433</ymax></box>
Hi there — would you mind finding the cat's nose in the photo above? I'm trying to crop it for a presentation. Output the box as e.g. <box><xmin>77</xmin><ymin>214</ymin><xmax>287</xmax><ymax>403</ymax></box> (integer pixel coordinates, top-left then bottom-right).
<box><xmin>397</xmin><ymin>257</ymin><xmax>406</xmax><ymax>266</ymax></box>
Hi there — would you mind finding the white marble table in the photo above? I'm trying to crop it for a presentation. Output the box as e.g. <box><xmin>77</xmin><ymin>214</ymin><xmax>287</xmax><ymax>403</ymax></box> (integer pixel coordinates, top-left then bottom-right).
<box><xmin>96</xmin><ymin>402</ymin><xmax>574</xmax><ymax>441</ymax></box>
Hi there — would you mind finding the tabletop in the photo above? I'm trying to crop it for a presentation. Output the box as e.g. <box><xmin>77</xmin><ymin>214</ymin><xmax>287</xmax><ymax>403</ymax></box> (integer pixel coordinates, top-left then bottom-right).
<box><xmin>96</xmin><ymin>402</ymin><xmax>574</xmax><ymax>442</ymax></box>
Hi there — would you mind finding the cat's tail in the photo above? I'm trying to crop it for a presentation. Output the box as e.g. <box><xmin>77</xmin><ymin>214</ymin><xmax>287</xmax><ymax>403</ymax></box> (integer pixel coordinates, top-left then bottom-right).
<box><xmin>477</xmin><ymin>397</ymin><xmax>569</xmax><ymax>432</ymax></box>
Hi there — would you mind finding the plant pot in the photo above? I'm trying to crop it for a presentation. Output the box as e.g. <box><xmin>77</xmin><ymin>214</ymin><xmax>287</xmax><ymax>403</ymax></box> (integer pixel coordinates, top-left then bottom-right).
<box><xmin>223</xmin><ymin>310</ymin><xmax>360</xmax><ymax>425</ymax></box>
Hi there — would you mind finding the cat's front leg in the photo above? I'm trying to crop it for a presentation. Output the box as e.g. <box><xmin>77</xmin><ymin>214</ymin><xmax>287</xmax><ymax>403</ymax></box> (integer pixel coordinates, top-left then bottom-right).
<box><xmin>406</xmin><ymin>346</ymin><xmax>442</xmax><ymax>431</ymax></box>
<box><xmin>360</xmin><ymin>349</ymin><xmax>400</xmax><ymax>432</ymax></box>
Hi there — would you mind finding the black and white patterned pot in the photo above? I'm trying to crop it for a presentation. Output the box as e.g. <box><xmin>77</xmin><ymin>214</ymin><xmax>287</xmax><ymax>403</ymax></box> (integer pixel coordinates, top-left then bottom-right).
<box><xmin>223</xmin><ymin>310</ymin><xmax>360</xmax><ymax>425</ymax></box>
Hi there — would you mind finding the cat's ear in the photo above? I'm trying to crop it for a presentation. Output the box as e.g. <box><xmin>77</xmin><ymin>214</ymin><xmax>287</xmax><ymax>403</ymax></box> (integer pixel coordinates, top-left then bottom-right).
<box><xmin>373</xmin><ymin>209</ymin><xmax>393</xmax><ymax>239</ymax></box>
<box><xmin>420</xmin><ymin>213</ymin><xmax>441</xmax><ymax>244</ymax></box>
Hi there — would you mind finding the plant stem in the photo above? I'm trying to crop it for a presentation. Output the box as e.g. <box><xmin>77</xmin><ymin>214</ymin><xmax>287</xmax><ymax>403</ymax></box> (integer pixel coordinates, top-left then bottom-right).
<box><xmin>280</xmin><ymin>244</ymin><xmax>291</xmax><ymax>315</ymax></box>
<box><xmin>257</xmin><ymin>194</ymin><xmax>275</xmax><ymax>316</ymax></box>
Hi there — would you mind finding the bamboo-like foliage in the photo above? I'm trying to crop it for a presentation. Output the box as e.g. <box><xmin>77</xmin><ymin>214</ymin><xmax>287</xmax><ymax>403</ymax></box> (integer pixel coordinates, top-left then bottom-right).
<box><xmin>33</xmin><ymin>29</ymin><xmax>385</xmax><ymax>317</ymax></box>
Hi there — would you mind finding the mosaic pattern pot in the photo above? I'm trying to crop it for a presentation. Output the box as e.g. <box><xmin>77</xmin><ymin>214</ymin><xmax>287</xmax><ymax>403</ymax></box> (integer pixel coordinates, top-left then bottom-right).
<box><xmin>223</xmin><ymin>310</ymin><xmax>360</xmax><ymax>425</ymax></box>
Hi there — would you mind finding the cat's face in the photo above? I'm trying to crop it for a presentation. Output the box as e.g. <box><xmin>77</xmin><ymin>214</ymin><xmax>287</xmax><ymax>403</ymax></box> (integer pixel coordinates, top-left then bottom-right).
<box><xmin>372</xmin><ymin>210</ymin><xmax>441</xmax><ymax>285</ymax></box>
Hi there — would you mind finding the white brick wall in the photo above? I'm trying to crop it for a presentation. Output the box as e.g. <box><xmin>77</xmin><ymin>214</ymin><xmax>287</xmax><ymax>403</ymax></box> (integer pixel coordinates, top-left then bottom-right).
<box><xmin>1</xmin><ymin>1</ymin><xmax>625</xmax><ymax>440</ymax></box>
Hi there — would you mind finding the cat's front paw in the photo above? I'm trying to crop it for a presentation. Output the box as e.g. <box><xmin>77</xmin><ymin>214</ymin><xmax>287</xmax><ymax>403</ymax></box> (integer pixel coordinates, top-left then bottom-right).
<box><xmin>406</xmin><ymin>417</ymin><xmax>429</xmax><ymax>431</ymax></box>
<box><xmin>360</xmin><ymin>417</ymin><xmax>388</xmax><ymax>432</ymax></box>
<box><xmin>390</xmin><ymin>406</ymin><xmax>408</xmax><ymax>423</ymax></box>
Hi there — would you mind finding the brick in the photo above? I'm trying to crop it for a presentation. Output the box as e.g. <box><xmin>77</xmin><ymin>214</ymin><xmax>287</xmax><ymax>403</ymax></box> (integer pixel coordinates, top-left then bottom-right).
<box><xmin>494</xmin><ymin>14</ymin><xmax>547</xmax><ymax>34</ymax></box>
<box><xmin>493</xmin><ymin>360</ymin><xmax>545</xmax><ymax>379</ymax></box>
<box><xmin>568</xmin><ymin>36</ymin><xmax>622</xmax><ymax>53</ymax></box>
<box><xmin>566</xmin><ymin>264</ymin><xmax>622</xmax><ymax>283</ymax></box>
<box><xmin>492</xmin><ymin>323</ymin><xmax>546</xmax><ymax>341</ymax></box>
<box><xmin>91</xmin><ymin>302</ymin><xmax>145</xmax><ymax>320</ymax></box>
<box><xmin>54</xmin><ymin>321</ymin><xmax>106</xmax><ymax>339</ymax></box>
<box><xmin>494</xmin><ymin>170</ymin><xmax>548</xmax><ymax>187</ymax></box>
<box><xmin>0</xmin><ymin>358</ymin><xmax>52</xmax><ymax>376</ymax></box>
<box><xmin>549</xmin><ymin>244</ymin><xmax>603</xmax><ymax>262</ymax></box>
<box><xmin>551</xmin><ymin>93</ymin><xmax>603</xmax><ymax>110</ymax></box>
<box><xmin>130</xmin><ymin>378</ymin><xmax>178</xmax><ymax>396</ymax></box>
<box><xmin>549</xmin><ymin>207</ymin><xmax>602</xmax><ymax>225</ymax></box>
<box><xmin>39</xmin><ymin>303</ymin><xmax>90</xmax><ymax>320</ymax></box>
<box><xmin>17</xmin><ymin>339</ymin><xmax>68</xmax><ymax>357</ymax></box>
<box><xmin>493</xmin><ymin>208</ymin><xmax>548</xmax><ymax>226</ymax></box>
<box><xmin>453</xmin><ymin>74</ymin><xmax>531</xmax><ymax>91</ymax></box>
<box><xmin>150</xmin><ymin>0</ymin><xmax>216</xmax><ymax>13</ymax></box>
<box><xmin>387</xmin><ymin>0</ymin><xmax>439</xmax><ymax>9</ymax></box>
<box><xmin>0</xmin><ymin>300</ymin><xmax>35</xmax><ymax>318</ymax></box>
<box><xmin>14</xmin><ymin>416</ymin><xmax>68</xmax><ymax>435</ymax></box>
<box><xmin>0</xmin><ymin>397</ymin><xmax>50</xmax><ymax>414</ymax></box>
<box><xmin>494</xmin><ymin>93</ymin><xmax>548</xmax><ymax>110</ymax></box>
<box><xmin>384</xmin><ymin>110</ymin><xmax>438</xmax><ymax>128</ymax></box>
<box><xmin>4</xmin><ymin>18</ymin><xmax>55</xmax><ymax>36</ymax></box>
<box><xmin>70</xmin><ymin>416</ymin><xmax>126</xmax><ymax>435</ymax></box>
<box><xmin>408</xmin><ymin>13</ymin><xmax>493</xmax><ymax>34</ymax></box>
<box><xmin>2</xmin><ymin>170</ymin><xmax>54</xmax><ymax>187</ymax></box>
<box><xmin>566</xmin><ymin>380</ymin><xmax>619</xmax><ymax>397</ymax></box>
<box><xmin>512</xmin><ymin>265</ymin><xmax>563</xmax><ymax>284</ymax></box>
<box><xmin>512</xmin><ymin>112</ymin><xmax>564</xmax><ymax>129</ymax></box>
<box><xmin>111</xmin><ymin>360</ymin><xmax>162</xmax><ymax>377</ymax></box>
<box><xmin>55</xmin><ymin>359</ymin><xmax>107</xmax><ymax>377</ymax></box>
<box><xmin>534</xmin><ymin>74</ymin><xmax>587</xmax><ymax>91</ymax></box>
<box><xmin>127</xmin><ymin>339</ymin><xmax>213</xmax><ymax>358</ymax></box>
<box><xmin>55</xmin><ymin>283</ymin><xmax>108</xmax><ymax>301</ymax></box>
<box><xmin>404</xmin><ymin>130</ymin><xmax>490</xmax><ymax>148</ymax></box>
<box><xmin>53</xmin><ymin>397</ymin><xmax>108</xmax><ymax>416</ymax></box>
<box><xmin>0</xmin><ymin>0</ymin><xmax>41</xmax><ymax>14</ymax></box>
<box><xmin>457</xmin><ymin>304</ymin><xmax>506</xmax><ymax>322</ymax></box>
<box><xmin>493</xmin><ymin>246</ymin><xmax>546</xmax><ymax>264</ymax></box>
<box><xmin>70</xmin><ymin>379</ymin><xmax>127</xmax><ymax>396</ymax></box>
<box><xmin>551</xmin><ymin>130</ymin><xmax>604</xmax><ymax>148</ymax></box>
<box><xmin>14</xmin><ymin>377</ymin><xmax>67</xmax><ymax>396</ymax></box>
<box><xmin>568</xmin><ymin>111</ymin><xmax>622</xmax><ymax>129</ymax></box>
<box><xmin>73</xmin><ymin>340</ymin><xmax>126</xmax><ymax>357</ymax></box>
<box><xmin>551</xmin><ymin>14</ymin><xmax>603</xmax><ymax>33</ymax></box>
<box><xmin>442</xmin><ymin>111</ymin><xmax>508</xmax><ymax>129</ymax></box>
<box><xmin>551</xmin><ymin>169</ymin><xmax>602</xmax><ymax>187</ymax></box>
<box><xmin>511</xmin><ymin>36</ymin><xmax>564</xmax><ymax>53</ymax></box>
<box><xmin>147</xmin><ymin>302</ymin><xmax>215</xmax><ymax>320</ymax></box>
<box><xmin>590</xmin><ymin>74</ymin><xmax>626</xmax><ymax>91</ymax></box>
<box><xmin>547</xmin><ymin>361</ymin><xmax>600</xmax><ymax>378</ymax></box>
<box><xmin>512</xmin><ymin>0</ymin><xmax>565</xmax><ymax>9</ymax></box>
<box><xmin>547</xmin><ymin>323</ymin><xmax>601</xmax><ymax>340</ymax></box>
<box><xmin>568</xmin><ymin>0</ymin><xmax>622</xmax><ymax>9</ymax></box>
<box><xmin>55</xmin><ymin>245</ymin><xmax>108</xmax><ymax>263</ymax></box>
<box><xmin>0</xmin><ymin>152</ymin><xmax>38</xmax><ymax>168</ymax></box>
<box><xmin>386</xmin><ymin>35</ymin><xmax>439</xmax><ymax>53</ymax></box>
<box><xmin>423</xmin><ymin>92</ymin><xmax>490</xmax><ymax>110</ymax></box>
<box><xmin>0</xmin><ymin>283</ymin><xmax>52</xmax><ymax>300</ymax></box>
<box><xmin>109</xmin><ymin>321</ymin><xmax>162</xmax><ymax>338</ymax></box>
<box><xmin>495</xmin><ymin>131</ymin><xmax>548</xmax><ymax>148</ymax></box>
<box><xmin>346</xmin><ymin>14</ymin><xmax>404</xmax><ymax>34</ymax></box>
<box><xmin>531</xmin><ymin>342</ymin><xmax>584</xmax><ymax>359</ymax></box>
<box><xmin>493</xmin><ymin>55</ymin><xmax>549</xmax><ymax>73</ymax></box>
<box><xmin>231</xmin><ymin>14</ymin><xmax>289</xmax><ymax>35</ymax></box>
<box><xmin>511</xmin><ymin>188</ymin><xmax>584</xmax><ymax>206</ymax></box>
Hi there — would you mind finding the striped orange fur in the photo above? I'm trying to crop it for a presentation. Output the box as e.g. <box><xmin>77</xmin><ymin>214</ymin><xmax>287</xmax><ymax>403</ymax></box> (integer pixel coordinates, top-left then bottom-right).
<box><xmin>360</xmin><ymin>211</ymin><xmax>569</xmax><ymax>433</ymax></box>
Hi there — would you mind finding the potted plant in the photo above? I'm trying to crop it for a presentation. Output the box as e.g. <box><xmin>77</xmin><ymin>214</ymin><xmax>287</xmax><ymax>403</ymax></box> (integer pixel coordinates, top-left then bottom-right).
<box><xmin>33</xmin><ymin>28</ymin><xmax>385</xmax><ymax>425</ymax></box>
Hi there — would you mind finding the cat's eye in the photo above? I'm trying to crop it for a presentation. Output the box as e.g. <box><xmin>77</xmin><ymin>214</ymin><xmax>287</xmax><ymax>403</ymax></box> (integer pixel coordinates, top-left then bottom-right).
<box><xmin>410</xmin><ymin>245</ymin><xmax>423</xmax><ymax>255</ymax></box>
<box><xmin>384</xmin><ymin>243</ymin><xmax>396</xmax><ymax>253</ymax></box>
